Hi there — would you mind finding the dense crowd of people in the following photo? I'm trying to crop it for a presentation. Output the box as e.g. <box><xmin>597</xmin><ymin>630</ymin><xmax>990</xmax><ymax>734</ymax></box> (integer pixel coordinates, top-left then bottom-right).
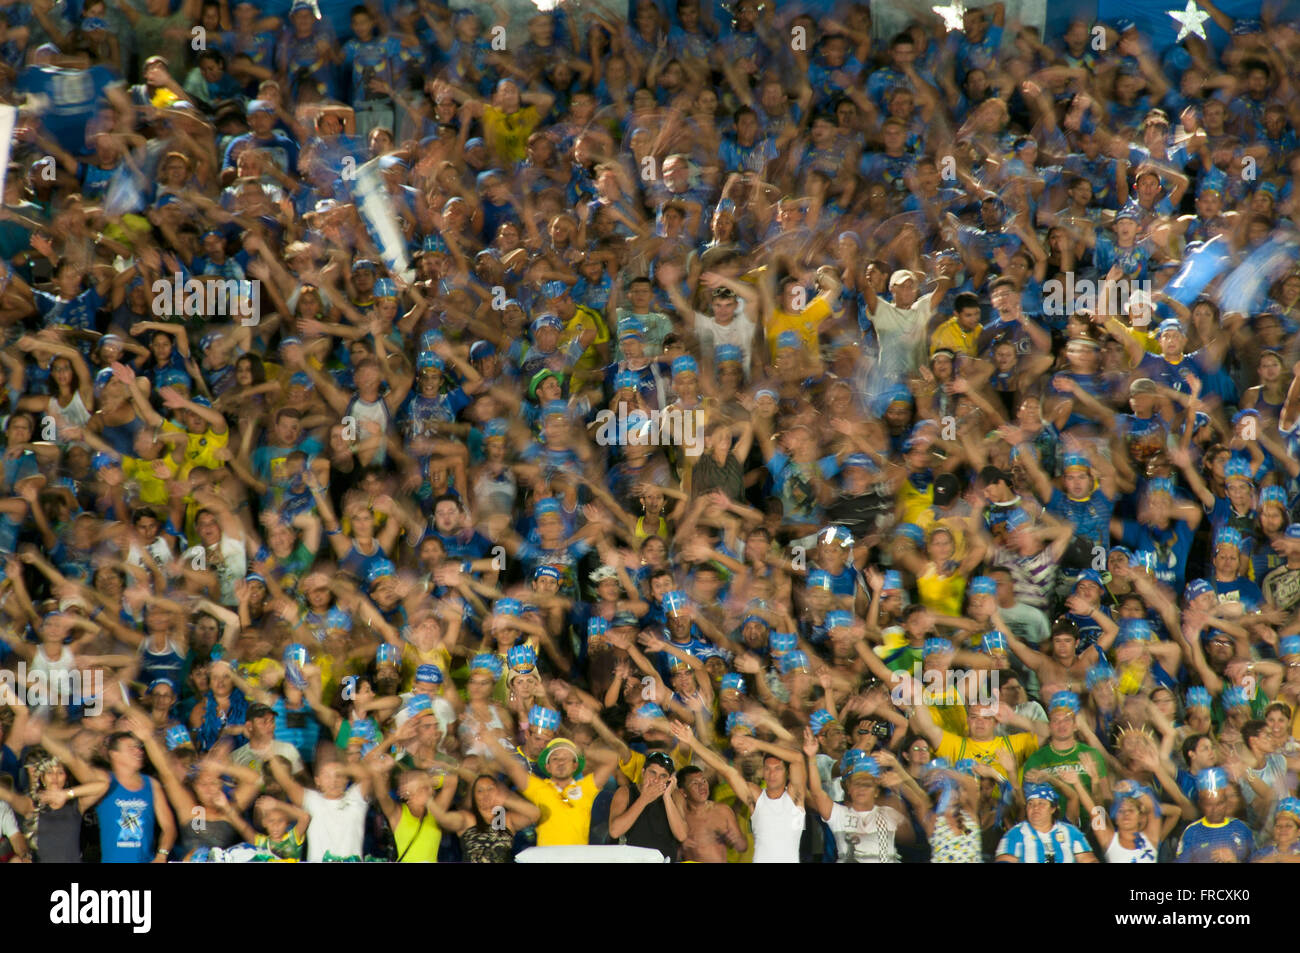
<box><xmin>0</xmin><ymin>0</ymin><xmax>1297</xmax><ymax>863</ymax></box>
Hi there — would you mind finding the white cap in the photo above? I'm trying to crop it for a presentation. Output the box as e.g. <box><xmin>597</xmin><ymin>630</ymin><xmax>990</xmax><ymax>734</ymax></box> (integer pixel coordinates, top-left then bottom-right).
<box><xmin>889</xmin><ymin>269</ymin><xmax>918</xmax><ymax>288</ymax></box>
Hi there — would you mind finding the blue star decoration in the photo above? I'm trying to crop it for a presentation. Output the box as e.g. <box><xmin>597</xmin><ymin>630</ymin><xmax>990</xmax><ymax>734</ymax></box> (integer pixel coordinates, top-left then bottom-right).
<box><xmin>1168</xmin><ymin>0</ymin><xmax>1211</xmax><ymax>41</ymax></box>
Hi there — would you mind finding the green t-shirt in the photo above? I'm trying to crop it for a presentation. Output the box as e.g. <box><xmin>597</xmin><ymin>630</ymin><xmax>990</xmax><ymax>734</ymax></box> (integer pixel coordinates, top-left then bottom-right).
<box><xmin>1022</xmin><ymin>741</ymin><xmax>1108</xmax><ymax>794</ymax></box>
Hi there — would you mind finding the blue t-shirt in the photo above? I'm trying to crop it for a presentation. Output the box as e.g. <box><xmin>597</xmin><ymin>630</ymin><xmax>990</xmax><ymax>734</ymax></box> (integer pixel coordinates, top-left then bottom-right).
<box><xmin>1176</xmin><ymin>818</ymin><xmax>1254</xmax><ymax>863</ymax></box>
<box><xmin>97</xmin><ymin>774</ymin><xmax>157</xmax><ymax>863</ymax></box>
<box><xmin>1120</xmin><ymin>518</ymin><xmax>1196</xmax><ymax>590</ymax></box>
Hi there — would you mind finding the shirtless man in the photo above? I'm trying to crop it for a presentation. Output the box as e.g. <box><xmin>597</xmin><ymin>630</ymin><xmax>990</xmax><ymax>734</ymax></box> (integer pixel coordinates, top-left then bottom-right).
<box><xmin>674</xmin><ymin>765</ymin><xmax>747</xmax><ymax>862</ymax></box>
<box><xmin>999</xmin><ymin>614</ymin><xmax>1112</xmax><ymax>697</ymax></box>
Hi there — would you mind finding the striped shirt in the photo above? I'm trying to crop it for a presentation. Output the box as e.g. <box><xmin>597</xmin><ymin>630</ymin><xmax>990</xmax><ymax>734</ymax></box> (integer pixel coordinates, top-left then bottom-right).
<box><xmin>990</xmin><ymin>546</ymin><xmax>1059</xmax><ymax>611</ymax></box>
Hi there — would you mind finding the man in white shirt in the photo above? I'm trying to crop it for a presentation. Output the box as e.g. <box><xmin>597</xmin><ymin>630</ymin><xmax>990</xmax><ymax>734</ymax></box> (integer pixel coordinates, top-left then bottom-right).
<box><xmin>232</xmin><ymin>703</ymin><xmax>304</xmax><ymax>774</ymax></box>
<box><xmin>269</xmin><ymin>756</ymin><xmax>372</xmax><ymax>863</ymax></box>
<box><xmin>860</xmin><ymin>260</ymin><xmax>955</xmax><ymax>406</ymax></box>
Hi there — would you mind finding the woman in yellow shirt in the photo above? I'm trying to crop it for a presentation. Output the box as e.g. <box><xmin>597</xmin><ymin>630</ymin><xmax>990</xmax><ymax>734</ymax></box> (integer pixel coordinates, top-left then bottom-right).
<box><xmin>896</xmin><ymin>521</ymin><xmax>987</xmax><ymax>619</ymax></box>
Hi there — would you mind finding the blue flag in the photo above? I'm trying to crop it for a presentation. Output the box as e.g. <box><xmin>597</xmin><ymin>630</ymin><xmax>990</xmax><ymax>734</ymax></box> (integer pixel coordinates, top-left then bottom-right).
<box><xmin>1216</xmin><ymin>229</ymin><xmax>1300</xmax><ymax>316</ymax></box>
<box><xmin>1163</xmin><ymin>234</ymin><xmax>1232</xmax><ymax>306</ymax></box>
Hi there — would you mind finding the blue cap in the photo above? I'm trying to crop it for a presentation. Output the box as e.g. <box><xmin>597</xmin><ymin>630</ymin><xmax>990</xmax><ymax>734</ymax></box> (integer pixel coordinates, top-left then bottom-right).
<box><xmin>1049</xmin><ymin>691</ymin><xmax>1080</xmax><ymax>713</ymax></box>
<box><xmin>715</xmin><ymin>344</ymin><xmax>743</xmax><ymax>365</ymax></box>
<box><xmin>614</xmin><ymin>369</ymin><xmax>641</xmax><ymax>391</ymax></box>
<box><xmin>1221</xmin><ymin>684</ymin><xmax>1250</xmax><ymax>709</ymax></box>
<box><xmin>755</xmin><ymin>388</ymin><xmax>778</xmax><ymax>403</ymax></box>
<box><xmin>1286</xmin><ymin>524</ymin><xmax>1300</xmax><ymax>540</ymax></box>
<box><xmin>543</xmin><ymin>399</ymin><xmax>567</xmax><ymax>418</ymax></box>
<box><xmin>1278</xmin><ymin>797</ymin><xmax>1300</xmax><ymax>822</ymax></box>
<box><xmin>843</xmin><ymin>453</ymin><xmax>875</xmax><ymax>472</ymax></box>
<box><xmin>1075</xmin><ymin>569</ymin><xmax>1104</xmax><ymax>589</ymax></box>
<box><xmin>982</xmin><ymin>630</ymin><xmax>1007</xmax><ymax>654</ymax></box>
<box><xmin>191</xmin><ymin>395</ymin><xmax>212</xmax><ymax>408</ymax></box>
<box><xmin>1185</xmin><ymin>686</ymin><xmax>1212</xmax><ymax>708</ymax></box>
<box><xmin>1280</xmin><ymin>636</ymin><xmax>1300</xmax><ymax>658</ymax></box>
<box><xmin>671</xmin><ymin>355</ymin><xmax>698</xmax><ymax>377</ymax></box>
<box><xmin>1184</xmin><ymin>578</ymin><xmax>1214</xmax><ymax>603</ymax></box>
<box><xmin>1260</xmin><ymin>486</ymin><xmax>1288</xmax><ymax>508</ymax></box>
<box><xmin>164</xmin><ymin>725</ymin><xmax>194</xmax><ymax>750</ymax></box>
<box><xmin>618</xmin><ymin>317</ymin><xmax>646</xmax><ymax>339</ymax></box>
<box><xmin>820</xmin><ymin>525</ymin><xmax>854</xmax><ymax>549</ymax></box>
<box><xmin>806</xmin><ymin>570</ymin><xmax>833</xmax><ymax>590</ymax></box>
<box><xmin>156</xmin><ymin>367</ymin><xmax>189</xmax><ymax>389</ymax></box>
<box><xmin>507</xmin><ymin>644</ymin><xmax>537</xmax><ymax>671</ymax></box>
<box><xmin>365</xmin><ymin>559</ymin><xmax>396</xmax><ymax>587</ymax></box>
<box><xmin>1024</xmin><ymin>782</ymin><xmax>1059</xmax><ymax>805</ymax></box>
<box><xmin>415</xmin><ymin>663</ymin><xmax>444</xmax><ymax>684</ymax></box>
<box><xmin>533</xmin><ymin>565</ymin><xmax>561</xmax><ymax>582</ymax></box>
<box><xmin>1109</xmin><ymin>546</ymin><xmax>1134</xmax><ymax>562</ymax></box>
<box><xmin>1196</xmin><ymin>767</ymin><xmax>1231</xmax><ymax>795</ymax></box>
<box><xmin>1086</xmin><ymin>663</ymin><xmax>1115</xmax><ymax>689</ymax></box>
<box><xmin>529</xmin><ymin>705</ymin><xmax>561</xmax><ymax>731</ymax></box>
<box><xmin>1215</xmin><ymin>527</ymin><xmax>1244</xmax><ymax>551</ymax></box>
<box><xmin>895</xmin><ymin>523</ymin><xmax>925</xmax><ymax>545</ymax></box>
<box><xmin>636</xmin><ymin>702</ymin><xmax>666</xmax><ymax>720</ymax></box>
<box><xmin>809</xmin><ymin>709</ymin><xmax>836</xmax><ymax>735</ymax></box>
<box><xmin>720</xmin><ymin>673</ymin><xmax>746</xmax><ymax>694</ymax></box>
<box><xmin>663</xmin><ymin>591</ymin><xmax>689</xmax><ymax>615</ymax></box>
<box><xmin>351</xmin><ymin>258</ymin><xmax>377</xmax><ymax>273</ymax></box>
<box><xmin>469</xmin><ymin>340</ymin><xmax>496</xmax><ymax>362</ymax></box>
<box><xmin>1224</xmin><ymin>458</ymin><xmax>1252</xmax><ymax>482</ymax></box>
<box><xmin>495</xmin><ymin>597</ymin><xmax>522</xmax><ymax>617</ymax></box>
<box><xmin>770</xmin><ymin>631</ymin><xmax>796</xmax><ymax>655</ymax></box>
<box><xmin>825</xmin><ymin>610</ymin><xmax>854</xmax><ymax>630</ymax></box>
<box><xmin>534</xmin><ymin>498</ymin><xmax>562</xmax><ymax>517</ymax></box>
<box><xmin>471</xmin><ymin>654</ymin><xmax>504</xmax><ymax>678</ymax></box>
<box><xmin>91</xmin><ymin>452</ymin><xmax>121</xmax><ymax>472</ymax></box>
<box><xmin>531</xmin><ymin>313</ymin><xmax>563</xmax><ymax>334</ymax></box>
<box><xmin>841</xmin><ymin>749</ymin><xmax>879</xmax><ymax>778</ymax></box>
<box><xmin>541</xmin><ymin>280</ymin><xmax>570</xmax><ymax>299</ymax></box>
<box><xmin>373</xmin><ymin>277</ymin><xmax>397</xmax><ymax>299</ymax></box>
<box><xmin>779</xmin><ymin>650</ymin><xmax>810</xmax><ymax>674</ymax></box>
<box><xmin>923</xmin><ymin>637</ymin><xmax>953</xmax><ymax>657</ymax></box>
<box><xmin>376</xmin><ymin>643</ymin><xmax>400</xmax><ymax>665</ymax></box>
<box><xmin>1232</xmin><ymin>407</ymin><xmax>1260</xmax><ymax>427</ymax></box>
<box><xmin>248</xmin><ymin>98</ymin><xmax>275</xmax><ymax>114</ymax></box>
<box><xmin>881</xmin><ymin>570</ymin><xmax>903</xmax><ymax>592</ymax></box>
<box><xmin>1146</xmin><ymin>478</ymin><xmax>1175</xmax><ymax>498</ymax></box>
<box><xmin>1063</xmin><ymin>453</ymin><xmax>1091</xmax><ymax>472</ymax></box>
<box><xmin>1157</xmin><ymin>318</ymin><xmax>1184</xmax><ymax>336</ymax></box>
<box><xmin>1116</xmin><ymin>617</ymin><xmax>1153</xmax><ymax>645</ymax></box>
<box><xmin>289</xmin><ymin>371</ymin><xmax>313</xmax><ymax>389</ymax></box>
<box><xmin>968</xmin><ymin>576</ymin><xmax>997</xmax><ymax>596</ymax></box>
<box><xmin>726</xmin><ymin>711</ymin><xmax>755</xmax><ymax>736</ymax></box>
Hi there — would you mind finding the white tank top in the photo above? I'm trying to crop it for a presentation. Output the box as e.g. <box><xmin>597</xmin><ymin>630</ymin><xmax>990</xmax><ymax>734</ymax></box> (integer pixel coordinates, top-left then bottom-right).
<box><xmin>49</xmin><ymin>390</ymin><xmax>91</xmax><ymax>432</ymax></box>
<box><xmin>750</xmin><ymin>788</ymin><xmax>805</xmax><ymax>863</ymax></box>
<box><xmin>29</xmin><ymin>644</ymin><xmax>79</xmax><ymax>712</ymax></box>
<box><xmin>1105</xmin><ymin>831</ymin><xmax>1158</xmax><ymax>863</ymax></box>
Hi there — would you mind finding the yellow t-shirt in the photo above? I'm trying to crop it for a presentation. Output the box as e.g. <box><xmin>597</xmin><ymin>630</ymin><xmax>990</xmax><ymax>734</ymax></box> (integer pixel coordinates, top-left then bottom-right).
<box><xmin>401</xmin><ymin>643</ymin><xmax>452</xmax><ymax>693</ymax></box>
<box><xmin>1125</xmin><ymin>325</ymin><xmax>1161</xmax><ymax>356</ymax></box>
<box><xmin>122</xmin><ymin>455</ymin><xmax>174</xmax><ymax>506</ymax></box>
<box><xmin>767</xmin><ymin>297</ymin><xmax>831</xmax><ymax>360</ymax></box>
<box><xmin>162</xmin><ymin>420</ymin><xmax>230</xmax><ymax>478</ymax></box>
<box><xmin>565</xmin><ymin>304</ymin><xmax>609</xmax><ymax>392</ymax></box>
<box><xmin>930</xmin><ymin>317</ymin><xmax>981</xmax><ymax>357</ymax></box>
<box><xmin>523</xmin><ymin>773</ymin><xmax>602</xmax><ymax>847</ymax></box>
<box><xmin>482</xmin><ymin>105</ymin><xmax>541</xmax><ymax>163</ymax></box>
<box><xmin>916</xmin><ymin>566</ymin><xmax>967</xmax><ymax>617</ymax></box>
<box><xmin>934</xmin><ymin>729</ymin><xmax>1038</xmax><ymax>778</ymax></box>
<box><xmin>897</xmin><ymin>480</ymin><xmax>934</xmax><ymax>525</ymax></box>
